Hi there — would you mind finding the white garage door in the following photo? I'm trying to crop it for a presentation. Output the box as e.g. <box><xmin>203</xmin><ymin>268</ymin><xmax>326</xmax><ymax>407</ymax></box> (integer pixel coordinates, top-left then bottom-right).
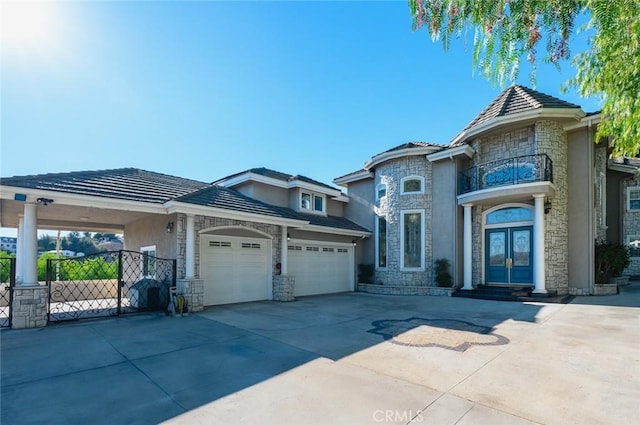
<box><xmin>288</xmin><ymin>241</ymin><xmax>354</xmax><ymax>297</ymax></box>
<box><xmin>201</xmin><ymin>235</ymin><xmax>271</xmax><ymax>306</ymax></box>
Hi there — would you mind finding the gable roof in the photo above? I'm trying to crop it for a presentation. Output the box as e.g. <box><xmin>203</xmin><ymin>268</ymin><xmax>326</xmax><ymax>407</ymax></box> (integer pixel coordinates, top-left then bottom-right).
<box><xmin>0</xmin><ymin>168</ymin><xmax>208</xmax><ymax>204</ymax></box>
<box><xmin>214</xmin><ymin>167</ymin><xmax>338</xmax><ymax>191</ymax></box>
<box><xmin>452</xmin><ymin>85</ymin><xmax>582</xmax><ymax>145</ymax></box>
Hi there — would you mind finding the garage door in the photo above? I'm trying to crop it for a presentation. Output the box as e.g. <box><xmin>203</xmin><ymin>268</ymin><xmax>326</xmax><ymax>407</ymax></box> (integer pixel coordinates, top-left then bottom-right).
<box><xmin>288</xmin><ymin>241</ymin><xmax>354</xmax><ymax>297</ymax></box>
<box><xmin>201</xmin><ymin>235</ymin><xmax>271</xmax><ymax>306</ymax></box>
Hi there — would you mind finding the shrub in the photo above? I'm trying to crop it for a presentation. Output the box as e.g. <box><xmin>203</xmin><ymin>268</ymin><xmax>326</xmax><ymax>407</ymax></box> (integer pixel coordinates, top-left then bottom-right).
<box><xmin>435</xmin><ymin>258</ymin><xmax>453</xmax><ymax>287</ymax></box>
<box><xmin>595</xmin><ymin>243</ymin><xmax>631</xmax><ymax>284</ymax></box>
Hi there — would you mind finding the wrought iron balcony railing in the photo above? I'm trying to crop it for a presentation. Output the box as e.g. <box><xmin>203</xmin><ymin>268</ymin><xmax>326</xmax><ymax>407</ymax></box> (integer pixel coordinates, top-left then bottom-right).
<box><xmin>458</xmin><ymin>154</ymin><xmax>553</xmax><ymax>195</ymax></box>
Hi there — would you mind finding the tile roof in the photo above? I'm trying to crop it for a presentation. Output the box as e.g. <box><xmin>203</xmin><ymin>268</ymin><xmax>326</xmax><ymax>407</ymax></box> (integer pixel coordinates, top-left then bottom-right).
<box><xmin>0</xmin><ymin>168</ymin><xmax>208</xmax><ymax>204</ymax></box>
<box><xmin>333</xmin><ymin>168</ymin><xmax>369</xmax><ymax>181</ymax></box>
<box><xmin>382</xmin><ymin>141</ymin><xmax>445</xmax><ymax>153</ymax></box>
<box><xmin>214</xmin><ymin>167</ymin><xmax>338</xmax><ymax>191</ymax></box>
<box><xmin>173</xmin><ymin>185</ymin><xmax>290</xmax><ymax>218</ymax></box>
<box><xmin>454</xmin><ymin>85</ymin><xmax>581</xmax><ymax>143</ymax></box>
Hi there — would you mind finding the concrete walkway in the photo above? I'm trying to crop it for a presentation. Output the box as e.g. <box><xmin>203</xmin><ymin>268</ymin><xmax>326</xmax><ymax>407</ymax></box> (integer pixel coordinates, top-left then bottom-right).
<box><xmin>2</xmin><ymin>283</ymin><xmax>639</xmax><ymax>425</ymax></box>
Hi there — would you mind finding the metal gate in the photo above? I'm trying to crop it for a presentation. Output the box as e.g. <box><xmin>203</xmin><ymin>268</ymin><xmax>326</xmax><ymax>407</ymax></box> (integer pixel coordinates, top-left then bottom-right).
<box><xmin>0</xmin><ymin>257</ymin><xmax>15</xmax><ymax>327</ymax></box>
<box><xmin>47</xmin><ymin>250</ymin><xmax>176</xmax><ymax>322</ymax></box>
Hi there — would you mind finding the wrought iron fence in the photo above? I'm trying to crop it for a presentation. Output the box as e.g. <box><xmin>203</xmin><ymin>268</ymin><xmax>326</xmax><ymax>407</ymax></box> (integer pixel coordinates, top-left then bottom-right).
<box><xmin>0</xmin><ymin>257</ymin><xmax>15</xmax><ymax>327</ymax></box>
<box><xmin>47</xmin><ymin>251</ymin><xmax>176</xmax><ymax>322</ymax></box>
<box><xmin>458</xmin><ymin>154</ymin><xmax>553</xmax><ymax>195</ymax></box>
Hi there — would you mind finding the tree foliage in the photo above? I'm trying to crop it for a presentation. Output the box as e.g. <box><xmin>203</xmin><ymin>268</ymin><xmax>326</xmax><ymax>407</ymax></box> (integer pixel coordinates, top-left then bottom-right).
<box><xmin>409</xmin><ymin>0</ymin><xmax>640</xmax><ymax>156</ymax></box>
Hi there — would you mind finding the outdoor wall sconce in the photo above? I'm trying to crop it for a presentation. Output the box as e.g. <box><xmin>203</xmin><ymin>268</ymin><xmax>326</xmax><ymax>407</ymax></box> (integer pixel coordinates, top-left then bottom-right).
<box><xmin>36</xmin><ymin>197</ymin><xmax>54</xmax><ymax>206</ymax></box>
<box><xmin>287</xmin><ymin>233</ymin><xmax>291</xmax><ymax>241</ymax></box>
<box><xmin>166</xmin><ymin>222</ymin><xmax>174</xmax><ymax>233</ymax></box>
<box><xmin>352</xmin><ymin>240</ymin><xmax>357</xmax><ymax>246</ymax></box>
<box><xmin>544</xmin><ymin>201</ymin><xmax>552</xmax><ymax>214</ymax></box>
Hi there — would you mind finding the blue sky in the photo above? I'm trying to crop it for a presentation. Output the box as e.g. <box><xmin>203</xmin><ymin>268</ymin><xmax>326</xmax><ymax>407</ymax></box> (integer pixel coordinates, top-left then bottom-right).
<box><xmin>2</xmin><ymin>2</ymin><xmax>599</xmax><ymax>201</ymax></box>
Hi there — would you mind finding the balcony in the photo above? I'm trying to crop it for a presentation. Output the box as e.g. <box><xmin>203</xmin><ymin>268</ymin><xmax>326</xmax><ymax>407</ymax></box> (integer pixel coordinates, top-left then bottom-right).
<box><xmin>458</xmin><ymin>154</ymin><xmax>553</xmax><ymax>195</ymax></box>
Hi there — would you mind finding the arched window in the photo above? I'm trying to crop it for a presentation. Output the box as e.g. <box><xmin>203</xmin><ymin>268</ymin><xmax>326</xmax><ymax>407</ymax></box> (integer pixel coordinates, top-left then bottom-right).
<box><xmin>485</xmin><ymin>206</ymin><xmax>533</xmax><ymax>225</ymax></box>
<box><xmin>400</xmin><ymin>176</ymin><xmax>425</xmax><ymax>195</ymax></box>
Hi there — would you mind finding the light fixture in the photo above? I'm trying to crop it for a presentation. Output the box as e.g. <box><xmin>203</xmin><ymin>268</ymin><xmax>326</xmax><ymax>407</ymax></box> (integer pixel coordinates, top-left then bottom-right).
<box><xmin>36</xmin><ymin>197</ymin><xmax>54</xmax><ymax>206</ymax></box>
<box><xmin>544</xmin><ymin>201</ymin><xmax>552</xmax><ymax>214</ymax></box>
<box><xmin>352</xmin><ymin>240</ymin><xmax>357</xmax><ymax>246</ymax></box>
<box><xmin>287</xmin><ymin>233</ymin><xmax>291</xmax><ymax>241</ymax></box>
<box><xmin>166</xmin><ymin>222</ymin><xmax>174</xmax><ymax>233</ymax></box>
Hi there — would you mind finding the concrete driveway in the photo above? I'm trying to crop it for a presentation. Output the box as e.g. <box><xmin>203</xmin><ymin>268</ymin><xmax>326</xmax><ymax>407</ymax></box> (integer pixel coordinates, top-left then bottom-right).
<box><xmin>2</xmin><ymin>284</ymin><xmax>639</xmax><ymax>425</ymax></box>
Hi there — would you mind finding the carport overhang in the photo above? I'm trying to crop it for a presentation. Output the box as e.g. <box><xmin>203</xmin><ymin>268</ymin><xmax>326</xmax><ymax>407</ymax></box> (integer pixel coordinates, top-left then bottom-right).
<box><xmin>0</xmin><ymin>185</ymin><xmax>168</xmax><ymax>233</ymax></box>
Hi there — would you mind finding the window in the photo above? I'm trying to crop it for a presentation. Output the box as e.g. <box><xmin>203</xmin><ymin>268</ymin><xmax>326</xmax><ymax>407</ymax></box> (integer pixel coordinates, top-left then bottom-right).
<box><xmin>376</xmin><ymin>215</ymin><xmax>387</xmax><ymax>268</ymax></box>
<box><xmin>300</xmin><ymin>191</ymin><xmax>325</xmax><ymax>213</ymax></box>
<box><xmin>628</xmin><ymin>236</ymin><xmax>640</xmax><ymax>257</ymax></box>
<box><xmin>377</xmin><ymin>183</ymin><xmax>387</xmax><ymax>200</ymax></box>
<box><xmin>628</xmin><ymin>187</ymin><xmax>640</xmax><ymax>211</ymax></box>
<box><xmin>485</xmin><ymin>207</ymin><xmax>533</xmax><ymax>225</ymax></box>
<box><xmin>400</xmin><ymin>210</ymin><xmax>424</xmax><ymax>270</ymax></box>
<box><xmin>400</xmin><ymin>176</ymin><xmax>424</xmax><ymax>194</ymax></box>
<box><xmin>141</xmin><ymin>245</ymin><xmax>156</xmax><ymax>277</ymax></box>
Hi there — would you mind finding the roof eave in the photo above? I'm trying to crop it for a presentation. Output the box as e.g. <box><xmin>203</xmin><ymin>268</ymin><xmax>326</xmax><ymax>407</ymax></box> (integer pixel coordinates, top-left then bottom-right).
<box><xmin>333</xmin><ymin>170</ymin><xmax>374</xmax><ymax>187</ymax></box>
<box><xmin>364</xmin><ymin>146</ymin><xmax>443</xmax><ymax>170</ymax></box>
<box><xmin>426</xmin><ymin>144</ymin><xmax>475</xmax><ymax>162</ymax></box>
<box><xmin>451</xmin><ymin>108</ymin><xmax>586</xmax><ymax>145</ymax></box>
<box><xmin>298</xmin><ymin>224</ymin><xmax>371</xmax><ymax>237</ymax></box>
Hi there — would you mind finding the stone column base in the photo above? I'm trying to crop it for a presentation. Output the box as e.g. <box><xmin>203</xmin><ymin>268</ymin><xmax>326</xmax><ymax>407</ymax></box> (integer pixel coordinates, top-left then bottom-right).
<box><xmin>12</xmin><ymin>285</ymin><xmax>49</xmax><ymax>329</ymax></box>
<box><xmin>273</xmin><ymin>275</ymin><xmax>295</xmax><ymax>302</ymax></box>
<box><xmin>176</xmin><ymin>279</ymin><xmax>204</xmax><ymax>312</ymax></box>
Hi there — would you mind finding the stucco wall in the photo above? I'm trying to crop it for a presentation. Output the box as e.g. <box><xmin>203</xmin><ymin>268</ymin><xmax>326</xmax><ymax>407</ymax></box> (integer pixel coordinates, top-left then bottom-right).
<box><xmin>326</xmin><ymin>199</ymin><xmax>344</xmax><ymax>216</ymax></box>
<box><xmin>567</xmin><ymin>127</ymin><xmax>594</xmax><ymax>290</ymax></box>
<box><xmin>343</xmin><ymin>178</ymin><xmax>375</xmax><ymax>266</ymax></box>
<box><xmin>247</xmin><ymin>182</ymin><xmax>289</xmax><ymax>207</ymax></box>
<box><xmin>124</xmin><ymin>213</ymin><xmax>178</xmax><ymax>260</ymax></box>
<box><xmin>373</xmin><ymin>156</ymin><xmax>433</xmax><ymax>286</ymax></box>
<box><xmin>431</xmin><ymin>160</ymin><xmax>458</xmax><ymax>286</ymax></box>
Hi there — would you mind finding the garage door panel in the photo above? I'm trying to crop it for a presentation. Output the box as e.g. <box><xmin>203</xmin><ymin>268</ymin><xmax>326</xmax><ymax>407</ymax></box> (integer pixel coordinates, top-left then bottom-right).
<box><xmin>289</xmin><ymin>242</ymin><xmax>353</xmax><ymax>297</ymax></box>
<box><xmin>202</xmin><ymin>236</ymin><xmax>270</xmax><ymax>306</ymax></box>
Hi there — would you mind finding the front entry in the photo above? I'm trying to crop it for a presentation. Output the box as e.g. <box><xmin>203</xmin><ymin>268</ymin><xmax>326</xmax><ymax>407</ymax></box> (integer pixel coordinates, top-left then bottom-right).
<box><xmin>485</xmin><ymin>226</ymin><xmax>533</xmax><ymax>285</ymax></box>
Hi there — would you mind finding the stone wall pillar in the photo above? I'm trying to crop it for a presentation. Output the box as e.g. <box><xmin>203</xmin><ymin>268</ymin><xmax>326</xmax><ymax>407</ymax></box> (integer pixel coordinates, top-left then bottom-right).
<box><xmin>11</xmin><ymin>286</ymin><xmax>48</xmax><ymax>329</ymax></box>
<box><xmin>273</xmin><ymin>275</ymin><xmax>295</xmax><ymax>301</ymax></box>
<box><xmin>462</xmin><ymin>204</ymin><xmax>473</xmax><ymax>290</ymax></box>
<box><xmin>176</xmin><ymin>278</ymin><xmax>204</xmax><ymax>312</ymax></box>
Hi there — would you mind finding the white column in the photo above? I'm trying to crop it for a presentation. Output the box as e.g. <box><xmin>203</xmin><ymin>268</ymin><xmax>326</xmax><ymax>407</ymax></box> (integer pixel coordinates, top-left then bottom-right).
<box><xmin>185</xmin><ymin>214</ymin><xmax>195</xmax><ymax>278</ymax></box>
<box><xmin>16</xmin><ymin>216</ymin><xmax>24</xmax><ymax>284</ymax></box>
<box><xmin>281</xmin><ymin>226</ymin><xmax>288</xmax><ymax>275</ymax></box>
<box><xmin>533</xmin><ymin>194</ymin><xmax>547</xmax><ymax>294</ymax></box>
<box><xmin>22</xmin><ymin>203</ymin><xmax>38</xmax><ymax>286</ymax></box>
<box><xmin>462</xmin><ymin>203</ymin><xmax>473</xmax><ymax>290</ymax></box>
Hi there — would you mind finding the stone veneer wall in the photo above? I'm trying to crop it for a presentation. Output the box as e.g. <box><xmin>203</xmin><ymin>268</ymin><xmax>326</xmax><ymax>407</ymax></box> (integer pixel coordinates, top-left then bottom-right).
<box><xmin>176</xmin><ymin>214</ymin><xmax>282</xmax><ymax>280</ymax></box>
<box><xmin>594</xmin><ymin>146</ymin><xmax>609</xmax><ymax>243</ymax></box>
<box><xmin>468</xmin><ymin>122</ymin><xmax>570</xmax><ymax>293</ymax></box>
<box><xmin>11</xmin><ymin>285</ymin><xmax>48</xmax><ymax>329</ymax></box>
<box><xmin>623</xmin><ymin>178</ymin><xmax>640</xmax><ymax>276</ymax></box>
<box><xmin>536</xmin><ymin>120</ymin><xmax>569</xmax><ymax>294</ymax></box>
<box><xmin>374</xmin><ymin>156</ymin><xmax>433</xmax><ymax>286</ymax></box>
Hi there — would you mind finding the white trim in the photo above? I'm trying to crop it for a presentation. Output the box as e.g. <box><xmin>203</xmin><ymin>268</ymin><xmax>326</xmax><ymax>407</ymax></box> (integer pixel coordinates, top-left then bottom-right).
<box><xmin>364</xmin><ymin>146</ymin><xmax>442</xmax><ymax>170</ymax></box>
<box><xmin>426</xmin><ymin>144</ymin><xmax>475</xmax><ymax>162</ymax></box>
<box><xmin>1</xmin><ymin>185</ymin><xmax>165</xmax><ymax>214</ymax></box>
<box><xmin>457</xmin><ymin>181</ymin><xmax>555</xmax><ymax>206</ymax></box>
<box><xmin>451</xmin><ymin>108</ymin><xmax>585</xmax><ymax>145</ymax></box>
<box><xmin>400</xmin><ymin>176</ymin><xmax>425</xmax><ymax>195</ymax></box>
<box><xmin>563</xmin><ymin>113</ymin><xmax>601</xmax><ymax>131</ymax></box>
<box><xmin>375</xmin><ymin>214</ymin><xmax>388</xmax><ymax>270</ymax></box>
<box><xmin>216</xmin><ymin>172</ymin><xmax>343</xmax><ymax>197</ymax></box>
<box><xmin>627</xmin><ymin>186</ymin><xmax>640</xmax><ymax>212</ymax></box>
<box><xmin>299</xmin><ymin>224</ymin><xmax>371</xmax><ymax>238</ymax></box>
<box><xmin>198</xmin><ymin>225</ymin><xmax>274</xmax><ymax>239</ymax></box>
<box><xmin>400</xmin><ymin>209</ymin><xmax>425</xmax><ymax>271</ymax></box>
<box><xmin>608</xmin><ymin>162</ymin><xmax>640</xmax><ymax>174</ymax></box>
<box><xmin>141</xmin><ymin>245</ymin><xmax>157</xmax><ymax>279</ymax></box>
<box><xmin>333</xmin><ymin>170</ymin><xmax>374</xmax><ymax>186</ymax></box>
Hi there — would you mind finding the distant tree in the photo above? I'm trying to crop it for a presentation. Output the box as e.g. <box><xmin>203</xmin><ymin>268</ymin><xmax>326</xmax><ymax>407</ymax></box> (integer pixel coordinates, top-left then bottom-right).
<box><xmin>409</xmin><ymin>0</ymin><xmax>640</xmax><ymax>156</ymax></box>
<box><xmin>38</xmin><ymin>234</ymin><xmax>56</xmax><ymax>251</ymax></box>
<box><xmin>62</xmin><ymin>232</ymin><xmax>102</xmax><ymax>255</ymax></box>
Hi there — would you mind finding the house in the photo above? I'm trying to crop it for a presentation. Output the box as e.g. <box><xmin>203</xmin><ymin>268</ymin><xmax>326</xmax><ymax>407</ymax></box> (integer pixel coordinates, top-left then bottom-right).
<box><xmin>0</xmin><ymin>236</ymin><xmax>17</xmax><ymax>254</ymax></box>
<box><xmin>0</xmin><ymin>167</ymin><xmax>370</xmax><ymax>328</ymax></box>
<box><xmin>335</xmin><ymin>85</ymin><xmax>640</xmax><ymax>296</ymax></box>
<box><xmin>1</xmin><ymin>85</ymin><xmax>638</xmax><ymax>329</ymax></box>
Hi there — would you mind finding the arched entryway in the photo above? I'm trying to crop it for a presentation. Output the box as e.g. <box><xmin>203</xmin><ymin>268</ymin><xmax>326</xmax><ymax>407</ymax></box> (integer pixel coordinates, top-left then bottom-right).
<box><xmin>483</xmin><ymin>204</ymin><xmax>534</xmax><ymax>286</ymax></box>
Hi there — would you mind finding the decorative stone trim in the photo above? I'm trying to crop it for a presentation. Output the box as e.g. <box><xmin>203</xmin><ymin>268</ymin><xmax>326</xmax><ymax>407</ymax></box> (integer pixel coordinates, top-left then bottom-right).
<box><xmin>11</xmin><ymin>285</ymin><xmax>48</xmax><ymax>329</ymax></box>
<box><xmin>593</xmin><ymin>283</ymin><xmax>618</xmax><ymax>296</ymax></box>
<box><xmin>357</xmin><ymin>283</ymin><xmax>452</xmax><ymax>296</ymax></box>
<box><xmin>176</xmin><ymin>279</ymin><xmax>204</xmax><ymax>312</ymax></box>
<box><xmin>273</xmin><ymin>275</ymin><xmax>295</xmax><ymax>301</ymax></box>
<box><xmin>609</xmin><ymin>276</ymin><xmax>630</xmax><ymax>286</ymax></box>
<box><xmin>568</xmin><ymin>287</ymin><xmax>591</xmax><ymax>296</ymax></box>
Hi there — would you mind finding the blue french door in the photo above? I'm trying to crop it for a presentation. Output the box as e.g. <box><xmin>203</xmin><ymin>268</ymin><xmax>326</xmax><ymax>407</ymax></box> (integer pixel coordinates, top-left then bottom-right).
<box><xmin>485</xmin><ymin>226</ymin><xmax>533</xmax><ymax>285</ymax></box>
